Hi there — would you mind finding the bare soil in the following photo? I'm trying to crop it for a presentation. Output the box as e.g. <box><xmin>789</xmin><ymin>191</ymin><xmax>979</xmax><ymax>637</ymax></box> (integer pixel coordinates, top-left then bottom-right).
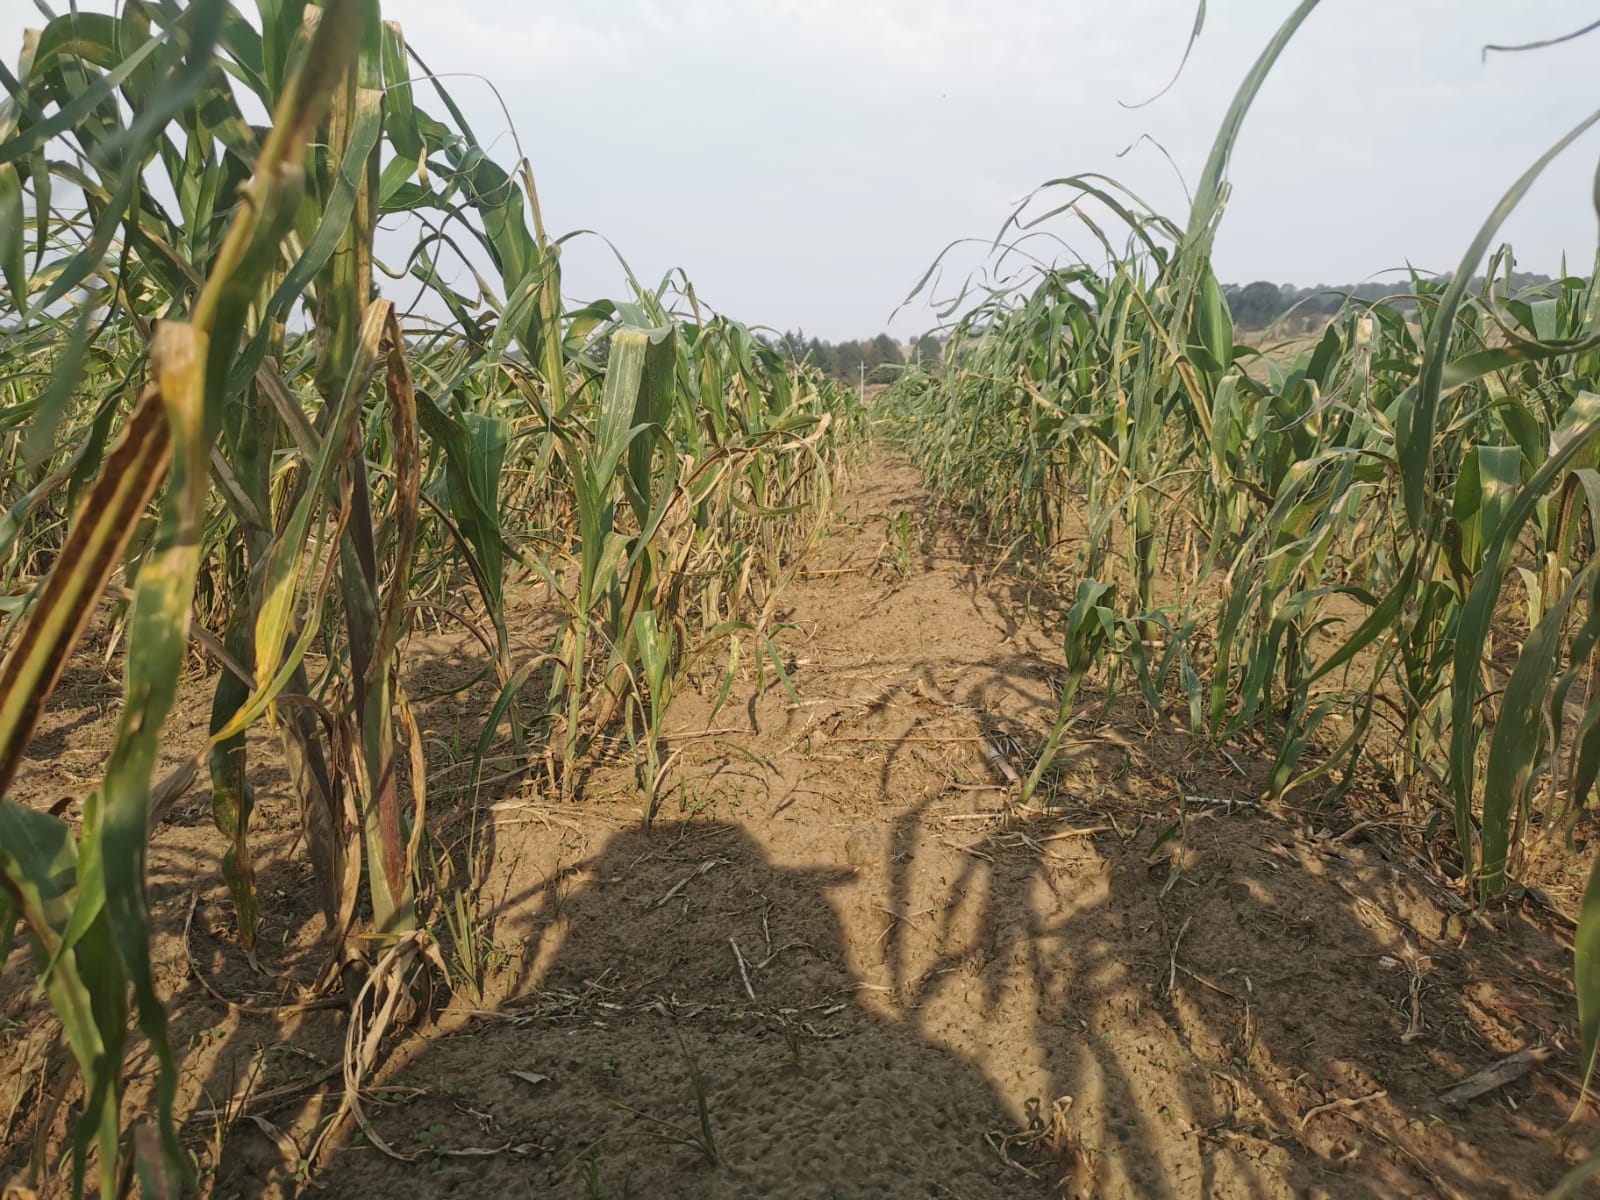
<box><xmin>2</xmin><ymin>452</ymin><xmax>1594</xmax><ymax>1199</ymax></box>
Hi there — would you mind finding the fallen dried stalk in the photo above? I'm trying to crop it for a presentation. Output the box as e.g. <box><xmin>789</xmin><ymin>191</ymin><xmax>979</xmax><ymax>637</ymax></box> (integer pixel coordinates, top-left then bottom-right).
<box><xmin>754</xmin><ymin>941</ymin><xmax>814</xmax><ymax>970</ymax></box>
<box><xmin>307</xmin><ymin>931</ymin><xmax>452</xmax><ymax>1171</ymax></box>
<box><xmin>1299</xmin><ymin>1088</ymin><xmax>1387</xmax><ymax>1130</ymax></box>
<box><xmin>983</xmin><ymin>1130</ymin><xmax>1042</xmax><ymax>1181</ymax></box>
<box><xmin>652</xmin><ymin>858</ymin><xmax>726</xmax><ymax>910</ymax></box>
<box><xmin>1041</xmin><ymin>825</ymin><xmax>1111</xmax><ymax>841</ymax></box>
<box><xmin>1165</xmin><ymin>915</ymin><xmax>1193</xmax><ymax>997</ymax></box>
<box><xmin>939</xmin><ymin>837</ymin><xmax>996</xmax><ymax>862</ymax></box>
<box><xmin>729</xmin><ymin>938</ymin><xmax>756</xmax><ymax>1000</ymax></box>
<box><xmin>1439</xmin><ymin>1047</ymin><xmax>1550</xmax><ymax>1107</ymax></box>
<box><xmin>981</xmin><ymin>738</ymin><xmax>1022</xmax><ymax>786</ymax></box>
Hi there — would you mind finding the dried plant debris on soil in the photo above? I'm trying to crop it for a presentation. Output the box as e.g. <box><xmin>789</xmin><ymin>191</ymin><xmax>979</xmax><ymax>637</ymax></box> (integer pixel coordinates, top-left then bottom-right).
<box><xmin>1</xmin><ymin>455</ymin><xmax>1593</xmax><ymax>1199</ymax></box>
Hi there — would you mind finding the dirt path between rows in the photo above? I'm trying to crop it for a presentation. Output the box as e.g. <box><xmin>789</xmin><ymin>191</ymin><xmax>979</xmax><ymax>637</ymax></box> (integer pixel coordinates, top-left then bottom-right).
<box><xmin>3</xmin><ymin>451</ymin><xmax>1593</xmax><ymax>1198</ymax></box>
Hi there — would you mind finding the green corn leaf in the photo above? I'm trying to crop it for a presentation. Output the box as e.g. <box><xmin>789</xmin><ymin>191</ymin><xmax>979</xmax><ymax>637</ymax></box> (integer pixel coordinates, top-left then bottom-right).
<box><xmin>0</xmin><ymin>799</ymin><xmax>126</xmax><ymax>1198</ymax></box>
<box><xmin>262</xmin><ymin>86</ymin><xmax>383</xmax><ymax>321</ymax></box>
<box><xmin>1480</xmin><ymin>563</ymin><xmax>1596</xmax><ymax>887</ymax></box>
<box><xmin>1453</xmin><ymin>444</ymin><xmax>1522</xmax><ymax>570</ymax></box>
<box><xmin>1399</xmin><ymin>107</ymin><xmax>1600</xmax><ymax>526</ymax></box>
<box><xmin>0</xmin><ymin>21</ymin><xmax>166</xmax><ymax>168</ymax></box>
<box><xmin>0</xmin><ymin>161</ymin><xmax>24</xmax><ymax>305</ymax></box>
<box><xmin>1451</xmin><ymin>392</ymin><xmax>1600</xmax><ymax>889</ymax></box>
<box><xmin>1577</xmin><ymin>851</ymin><xmax>1600</xmax><ymax>1105</ymax></box>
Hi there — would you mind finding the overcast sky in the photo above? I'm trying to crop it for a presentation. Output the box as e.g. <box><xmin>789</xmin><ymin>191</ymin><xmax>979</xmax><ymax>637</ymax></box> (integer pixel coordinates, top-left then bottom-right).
<box><xmin>5</xmin><ymin>1</ymin><xmax>1600</xmax><ymax>338</ymax></box>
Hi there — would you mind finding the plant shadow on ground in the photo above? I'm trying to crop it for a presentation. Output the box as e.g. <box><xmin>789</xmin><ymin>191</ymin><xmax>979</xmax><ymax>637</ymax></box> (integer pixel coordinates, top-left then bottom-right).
<box><xmin>226</xmin><ymin>797</ymin><xmax>1584</xmax><ymax>1200</ymax></box>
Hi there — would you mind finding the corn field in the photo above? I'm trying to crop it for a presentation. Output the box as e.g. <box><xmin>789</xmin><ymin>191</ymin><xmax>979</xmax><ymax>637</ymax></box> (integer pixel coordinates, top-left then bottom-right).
<box><xmin>3</xmin><ymin>0</ymin><xmax>1599</xmax><ymax>1194</ymax></box>
<box><xmin>0</xmin><ymin>1</ymin><xmax>862</xmax><ymax>1191</ymax></box>
<box><xmin>885</xmin><ymin>0</ymin><xmax>1600</xmax><ymax>1136</ymax></box>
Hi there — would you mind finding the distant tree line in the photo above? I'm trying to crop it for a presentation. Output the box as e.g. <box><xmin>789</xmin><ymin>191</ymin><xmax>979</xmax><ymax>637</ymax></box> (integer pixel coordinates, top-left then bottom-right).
<box><xmin>1224</xmin><ymin>270</ymin><xmax>1563</xmax><ymax>331</ymax></box>
<box><xmin>762</xmin><ymin>269</ymin><xmax>1573</xmax><ymax>368</ymax></box>
<box><xmin>763</xmin><ymin>330</ymin><xmax>946</xmax><ymax>381</ymax></box>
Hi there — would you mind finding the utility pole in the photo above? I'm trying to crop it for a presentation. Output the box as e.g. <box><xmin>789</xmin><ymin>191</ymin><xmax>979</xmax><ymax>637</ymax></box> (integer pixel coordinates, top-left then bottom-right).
<box><xmin>859</xmin><ymin>360</ymin><xmax>865</xmax><ymax>402</ymax></box>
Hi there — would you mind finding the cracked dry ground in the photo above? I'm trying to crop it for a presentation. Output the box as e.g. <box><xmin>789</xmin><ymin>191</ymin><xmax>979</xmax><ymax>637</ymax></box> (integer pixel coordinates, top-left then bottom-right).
<box><xmin>2</xmin><ymin>452</ymin><xmax>1593</xmax><ymax>1199</ymax></box>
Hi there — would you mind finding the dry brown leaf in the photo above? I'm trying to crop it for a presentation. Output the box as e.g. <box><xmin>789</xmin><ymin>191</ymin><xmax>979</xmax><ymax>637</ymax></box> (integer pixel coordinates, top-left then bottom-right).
<box><xmin>1439</xmin><ymin>1047</ymin><xmax>1550</xmax><ymax>1107</ymax></box>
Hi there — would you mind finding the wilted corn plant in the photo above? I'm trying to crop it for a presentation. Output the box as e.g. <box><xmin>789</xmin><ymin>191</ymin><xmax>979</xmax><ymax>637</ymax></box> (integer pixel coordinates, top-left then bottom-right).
<box><xmin>0</xmin><ymin>0</ymin><xmax>862</xmax><ymax>1191</ymax></box>
<box><xmin>885</xmin><ymin>0</ymin><xmax>1600</xmax><ymax>1100</ymax></box>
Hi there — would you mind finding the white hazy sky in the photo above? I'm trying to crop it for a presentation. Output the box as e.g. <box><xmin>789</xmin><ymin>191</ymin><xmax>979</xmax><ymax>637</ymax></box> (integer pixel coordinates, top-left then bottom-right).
<box><xmin>5</xmin><ymin>1</ymin><xmax>1600</xmax><ymax>338</ymax></box>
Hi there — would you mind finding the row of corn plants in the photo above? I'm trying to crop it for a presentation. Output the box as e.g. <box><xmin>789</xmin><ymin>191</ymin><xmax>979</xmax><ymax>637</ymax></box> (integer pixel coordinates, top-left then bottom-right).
<box><xmin>0</xmin><ymin>0</ymin><xmax>863</xmax><ymax>1192</ymax></box>
<box><xmin>885</xmin><ymin>0</ymin><xmax>1600</xmax><ymax>1102</ymax></box>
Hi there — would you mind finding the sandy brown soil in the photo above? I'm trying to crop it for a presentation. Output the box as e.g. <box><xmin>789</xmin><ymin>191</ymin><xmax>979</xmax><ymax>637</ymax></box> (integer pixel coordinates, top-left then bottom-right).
<box><xmin>2</xmin><ymin>451</ymin><xmax>1595</xmax><ymax>1198</ymax></box>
